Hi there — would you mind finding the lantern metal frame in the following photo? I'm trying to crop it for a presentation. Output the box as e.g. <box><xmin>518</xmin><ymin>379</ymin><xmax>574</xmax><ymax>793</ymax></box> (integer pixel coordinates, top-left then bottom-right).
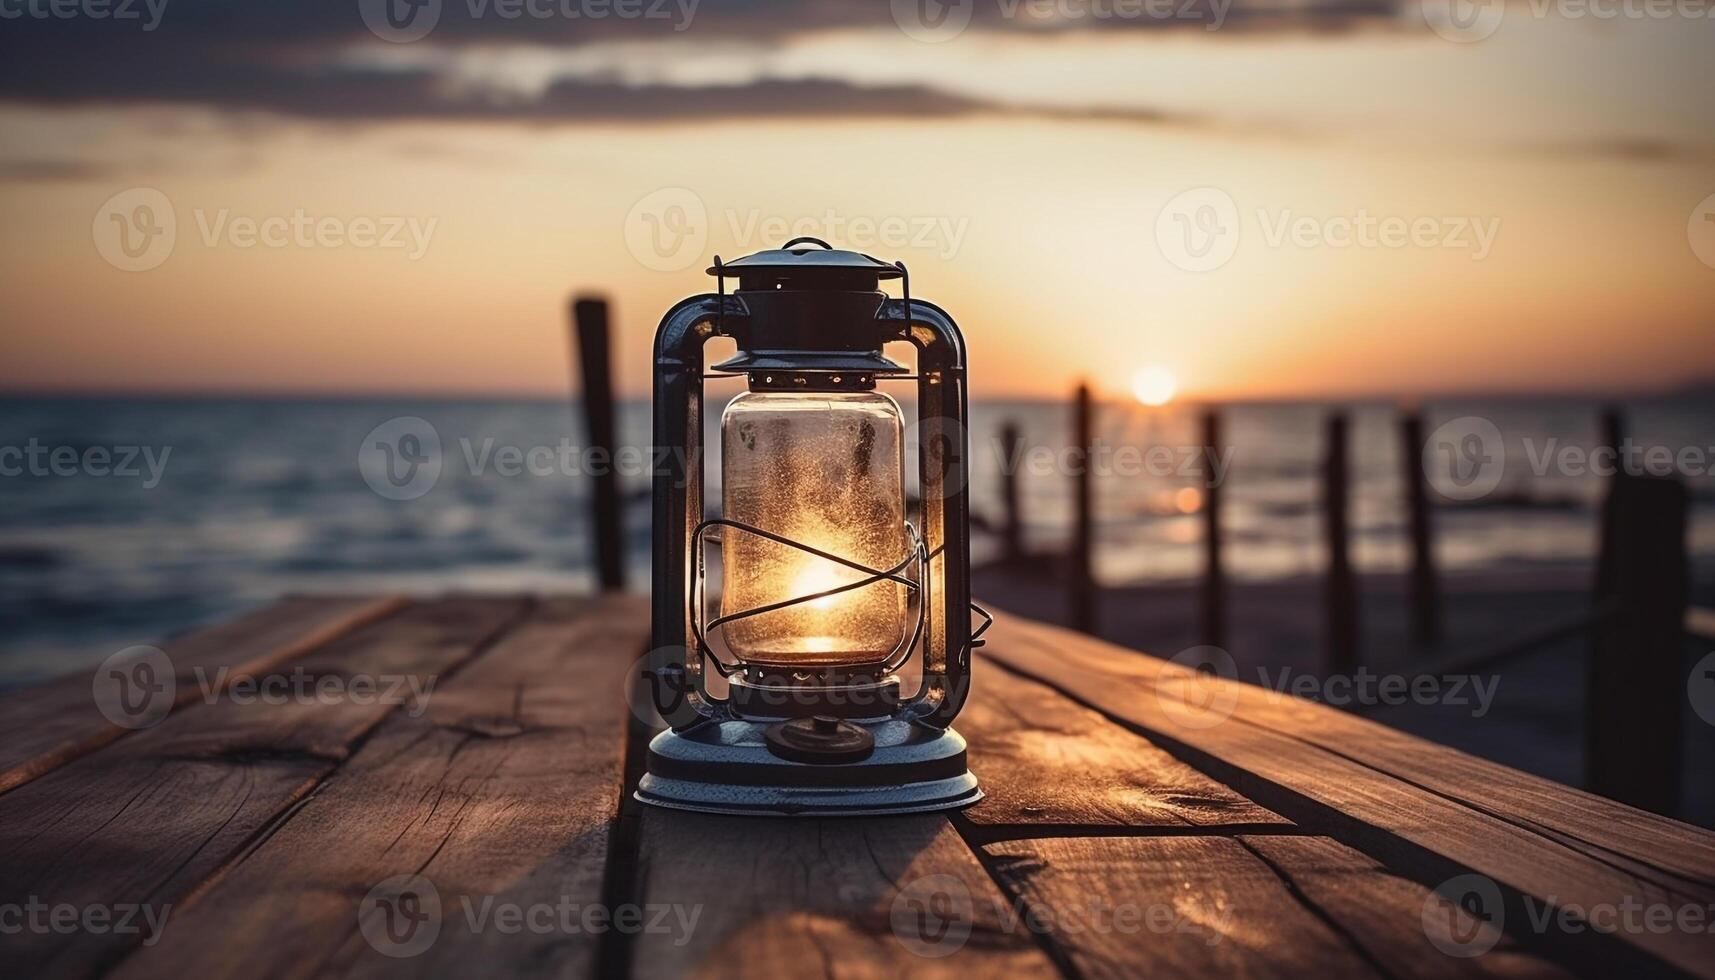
<box><xmin>638</xmin><ymin>238</ymin><xmax>986</xmax><ymax>817</ymax></box>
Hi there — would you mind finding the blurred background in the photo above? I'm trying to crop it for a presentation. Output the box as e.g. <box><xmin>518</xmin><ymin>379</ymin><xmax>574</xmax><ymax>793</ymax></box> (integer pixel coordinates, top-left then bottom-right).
<box><xmin>1</xmin><ymin>1</ymin><xmax>1712</xmax><ymax>818</ymax></box>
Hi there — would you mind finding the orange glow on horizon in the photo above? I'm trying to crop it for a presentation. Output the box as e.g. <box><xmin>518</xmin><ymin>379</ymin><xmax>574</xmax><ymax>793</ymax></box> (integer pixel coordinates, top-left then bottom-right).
<box><xmin>1131</xmin><ymin>365</ymin><xmax>1179</xmax><ymax>407</ymax></box>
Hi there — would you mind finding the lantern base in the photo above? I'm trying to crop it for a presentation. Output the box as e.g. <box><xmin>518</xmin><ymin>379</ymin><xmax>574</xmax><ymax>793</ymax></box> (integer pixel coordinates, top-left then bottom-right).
<box><xmin>635</xmin><ymin>718</ymin><xmax>981</xmax><ymax>817</ymax></box>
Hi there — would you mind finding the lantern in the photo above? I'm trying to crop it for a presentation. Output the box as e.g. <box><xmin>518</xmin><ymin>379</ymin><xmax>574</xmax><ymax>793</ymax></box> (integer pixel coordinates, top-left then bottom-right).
<box><xmin>638</xmin><ymin>237</ymin><xmax>988</xmax><ymax>816</ymax></box>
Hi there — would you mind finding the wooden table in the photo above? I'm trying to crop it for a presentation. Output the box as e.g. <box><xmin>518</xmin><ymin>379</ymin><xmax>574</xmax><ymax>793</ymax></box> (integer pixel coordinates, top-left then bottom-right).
<box><xmin>3</xmin><ymin>595</ymin><xmax>1713</xmax><ymax>978</ymax></box>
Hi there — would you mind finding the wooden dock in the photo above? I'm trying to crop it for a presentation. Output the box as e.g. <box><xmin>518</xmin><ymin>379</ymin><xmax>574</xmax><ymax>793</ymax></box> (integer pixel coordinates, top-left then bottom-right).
<box><xmin>2</xmin><ymin>595</ymin><xmax>1713</xmax><ymax>978</ymax></box>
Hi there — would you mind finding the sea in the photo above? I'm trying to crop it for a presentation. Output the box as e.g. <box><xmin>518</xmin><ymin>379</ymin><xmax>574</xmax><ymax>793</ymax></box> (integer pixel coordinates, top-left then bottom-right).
<box><xmin>3</xmin><ymin>393</ymin><xmax>1711</xmax><ymax>686</ymax></box>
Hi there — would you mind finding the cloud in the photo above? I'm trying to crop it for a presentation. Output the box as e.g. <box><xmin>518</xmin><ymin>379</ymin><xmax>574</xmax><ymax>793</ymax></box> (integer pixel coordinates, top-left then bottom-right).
<box><xmin>0</xmin><ymin>159</ymin><xmax>128</xmax><ymax>183</ymax></box>
<box><xmin>0</xmin><ymin>36</ymin><xmax>1210</xmax><ymax>127</ymax></box>
<box><xmin>1532</xmin><ymin>138</ymin><xmax>1715</xmax><ymax>166</ymax></box>
<box><xmin>0</xmin><ymin>0</ymin><xmax>1395</xmax><ymax>127</ymax></box>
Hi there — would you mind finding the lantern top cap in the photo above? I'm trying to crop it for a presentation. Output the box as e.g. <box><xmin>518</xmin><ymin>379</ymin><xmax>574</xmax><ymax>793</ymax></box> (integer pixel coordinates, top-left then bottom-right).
<box><xmin>709</xmin><ymin>237</ymin><xmax>903</xmax><ymax>282</ymax></box>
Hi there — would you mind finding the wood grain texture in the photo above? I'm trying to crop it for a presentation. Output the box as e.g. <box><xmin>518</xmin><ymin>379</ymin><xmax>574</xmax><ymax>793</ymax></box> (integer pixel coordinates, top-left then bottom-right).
<box><xmin>983</xmin><ymin>835</ymin><xmax>1569</xmax><ymax>980</ymax></box>
<box><xmin>980</xmin><ymin>610</ymin><xmax>1715</xmax><ymax>977</ymax></box>
<box><xmin>0</xmin><ymin>596</ymin><xmax>527</xmax><ymax>978</ymax></box>
<box><xmin>984</xmin><ymin>835</ymin><xmax>1374</xmax><ymax>978</ymax></box>
<box><xmin>1238</xmin><ymin>835</ymin><xmax>1570</xmax><ymax>980</ymax></box>
<box><xmin>958</xmin><ymin>662</ymin><xmax>1288</xmax><ymax>832</ymax></box>
<box><xmin>991</xmin><ymin>610</ymin><xmax>1715</xmax><ymax>887</ymax></box>
<box><xmin>630</xmin><ymin>810</ymin><xmax>1060</xmax><ymax>979</ymax></box>
<box><xmin>0</xmin><ymin>595</ymin><xmax>408</xmax><ymax>795</ymax></box>
<box><xmin>110</xmin><ymin>594</ymin><xmax>652</xmax><ymax>980</ymax></box>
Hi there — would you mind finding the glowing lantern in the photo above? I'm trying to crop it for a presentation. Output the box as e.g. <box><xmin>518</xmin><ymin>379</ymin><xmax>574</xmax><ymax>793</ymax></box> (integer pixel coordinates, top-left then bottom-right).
<box><xmin>639</xmin><ymin>237</ymin><xmax>986</xmax><ymax>815</ymax></box>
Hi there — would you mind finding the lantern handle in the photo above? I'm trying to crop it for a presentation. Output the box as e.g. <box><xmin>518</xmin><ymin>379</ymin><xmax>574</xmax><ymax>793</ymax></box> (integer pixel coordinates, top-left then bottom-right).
<box><xmin>781</xmin><ymin>236</ymin><xmax>833</xmax><ymax>250</ymax></box>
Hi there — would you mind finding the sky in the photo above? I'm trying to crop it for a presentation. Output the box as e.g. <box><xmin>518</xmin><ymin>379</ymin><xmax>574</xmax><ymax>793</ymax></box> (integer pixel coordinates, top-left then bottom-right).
<box><xmin>0</xmin><ymin>0</ymin><xmax>1711</xmax><ymax>402</ymax></box>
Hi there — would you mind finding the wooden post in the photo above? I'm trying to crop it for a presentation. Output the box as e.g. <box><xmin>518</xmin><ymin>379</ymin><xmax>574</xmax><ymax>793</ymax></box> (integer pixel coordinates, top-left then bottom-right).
<box><xmin>1069</xmin><ymin>385</ymin><xmax>1097</xmax><ymax>634</ymax></box>
<box><xmin>1323</xmin><ymin>412</ymin><xmax>1359</xmax><ymax>674</ymax></box>
<box><xmin>1199</xmin><ymin>408</ymin><xmax>1226</xmax><ymax>652</ymax></box>
<box><xmin>999</xmin><ymin>421</ymin><xmax>1025</xmax><ymax>565</ymax></box>
<box><xmin>572</xmin><ymin>296</ymin><xmax>626</xmax><ymax>592</ymax></box>
<box><xmin>1593</xmin><ymin>405</ymin><xmax>1626</xmax><ymax>597</ymax></box>
<box><xmin>1587</xmin><ymin>474</ymin><xmax>1687</xmax><ymax>814</ymax></box>
<box><xmin>1400</xmin><ymin>411</ymin><xmax>1442</xmax><ymax>648</ymax></box>
<box><xmin>1599</xmin><ymin>405</ymin><xmax>1625</xmax><ymax>464</ymax></box>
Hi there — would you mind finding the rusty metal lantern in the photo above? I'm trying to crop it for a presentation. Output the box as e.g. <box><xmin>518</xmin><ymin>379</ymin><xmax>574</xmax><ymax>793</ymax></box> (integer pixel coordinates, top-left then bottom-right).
<box><xmin>638</xmin><ymin>237</ymin><xmax>987</xmax><ymax>816</ymax></box>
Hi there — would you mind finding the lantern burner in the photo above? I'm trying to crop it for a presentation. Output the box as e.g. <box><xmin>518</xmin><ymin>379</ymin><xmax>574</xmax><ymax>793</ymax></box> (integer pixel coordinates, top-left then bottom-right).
<box><xmin>763</xmin><ymin>716</ymin><xmax>875</xmax><ymax>764</ymax></box>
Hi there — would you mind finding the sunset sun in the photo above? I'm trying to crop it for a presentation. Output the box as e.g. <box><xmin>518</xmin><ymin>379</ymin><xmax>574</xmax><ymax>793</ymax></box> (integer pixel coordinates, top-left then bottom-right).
<box><xmin>1130</xmin><ymin>365</ymin><xmax>1179</xmax><ymax>407</ymax></box>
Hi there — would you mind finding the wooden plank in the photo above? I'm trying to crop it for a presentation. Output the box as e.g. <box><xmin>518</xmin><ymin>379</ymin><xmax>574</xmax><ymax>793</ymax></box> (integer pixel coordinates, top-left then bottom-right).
<box><xmin>958</xmin><ymin>662</ymin><xmax>1289</xmax><ymax>832</ymax></box>
<box><xmin>983</xmin><ymin>835</ymin><xmax>1568</xmax><ymax>980</ymax></box>
<box><xmin>979</xmin><ymin>611</ymin><xmax>1715</xmax><ymax>977</ymax></box>
<box><xmin>0</xmin><ymin>596</ymin><xmax>528</xmax><ymax>978</ymax></box>
<box><xmin>1239</xmin><ymin>836</ymin><xmax>1569</xmax><ymax>980</ymax></box>
<box><xmin>985</xmin><ymin>835</ymin><xmax>1372</xmax><ymax>977</ymax></box>
<box><xmin>112</xmin><ymin>594</ymin><xmax>650</xmax><ymax>980</ymax></box>
<box><xmin>629</xmin><ymin>810</ymin><xmax>1061</xmax><ymax>979</ymax></box>
<box><xmin>989</xmin><ymin>610</ymin><xmax>1715</xmax><ymax>888</ymax></box>
<box><xmin>0</xmin><ymin>595</ymin><xmax>409</xmax><ymax>795</ymax></box>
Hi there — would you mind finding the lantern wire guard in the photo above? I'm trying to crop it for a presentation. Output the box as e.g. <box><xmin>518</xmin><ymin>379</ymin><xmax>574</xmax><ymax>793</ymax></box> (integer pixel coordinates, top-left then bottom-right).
<box><xmin>690</xmin><ymin>519</ymin><xmax>992</xmax><ymax>683</ymax></box>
